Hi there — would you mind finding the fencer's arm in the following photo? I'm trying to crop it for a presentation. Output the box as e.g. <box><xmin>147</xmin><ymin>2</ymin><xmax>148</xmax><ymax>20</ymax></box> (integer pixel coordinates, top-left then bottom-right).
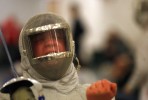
<box><xmin>86</xmin><ymin>79</ymin><xmax>117</xmax><ymax>100</ymax></box>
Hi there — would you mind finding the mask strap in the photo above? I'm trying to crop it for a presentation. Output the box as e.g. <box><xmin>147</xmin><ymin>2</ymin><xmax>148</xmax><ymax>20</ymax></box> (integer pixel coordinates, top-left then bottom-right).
<box><xmin>73</xmin><ymin>54</ymin><xmax>81</xmax><ymax>71</ymax></box>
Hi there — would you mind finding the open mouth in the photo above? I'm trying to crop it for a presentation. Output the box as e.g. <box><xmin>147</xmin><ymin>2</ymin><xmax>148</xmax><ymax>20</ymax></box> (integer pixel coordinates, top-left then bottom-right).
<box><xmin>45</xmin><ymin>50</ymin><xmax>59</xmax><ymax>55</ymax></box>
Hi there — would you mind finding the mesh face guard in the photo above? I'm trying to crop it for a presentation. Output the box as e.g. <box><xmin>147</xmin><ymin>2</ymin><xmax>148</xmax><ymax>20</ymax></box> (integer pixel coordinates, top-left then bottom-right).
<box><xmin>20</xmin><ymin>13</ymin><xmax>74</xmax><ymax>80</ymax></box>
<box><xmin>30</xmin><ymin>29</ymin><xmax>67</xmax><ymax>58</ymax></box>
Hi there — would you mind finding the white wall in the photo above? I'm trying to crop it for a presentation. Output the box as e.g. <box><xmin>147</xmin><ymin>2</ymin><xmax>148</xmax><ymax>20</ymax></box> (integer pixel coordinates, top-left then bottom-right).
<box><xmin>0</xmin><ymin>0</ymin><xmax>43</xmax><ymax>24</ymax></box>
<box><xmin>101</xmin><ymin>0</ymin><xmax>143</xmax><ymax>48</ymax></box>
<box><xmin>0</xmin><ymin>0</ymin><xmax>144</xmax><ymax>61</ymax></box>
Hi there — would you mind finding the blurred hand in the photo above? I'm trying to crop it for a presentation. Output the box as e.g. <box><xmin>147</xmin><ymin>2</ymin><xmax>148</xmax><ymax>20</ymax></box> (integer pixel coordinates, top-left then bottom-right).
<box><xmin>122</xmin><ymin>85</ymin><xmax>132</xmax><ymax>95</ymax></box>
<box><xmin>86</xmin><ymin>79</ymin><xmax>117</xmax><ymax>100</ymax></box>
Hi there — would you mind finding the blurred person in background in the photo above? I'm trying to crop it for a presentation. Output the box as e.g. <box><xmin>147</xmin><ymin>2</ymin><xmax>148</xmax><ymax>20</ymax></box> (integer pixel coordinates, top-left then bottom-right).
<box><xmin>0</xmin><ymin>13</ymin><xmax>117</xmax><ymax>100</ymax></box>
<box><xmin>69</xmin><ymin>4</ymin><xmax>97</xmax><ymax>84</ymax></box>
<box><xmin>90</xmin><ymin>30</ymin><xmax>131</xmax><ymax>69</ymax></box>
<box><xmin>69</xmin><ymin>4</ymin><xmax>86</xmax><ymax>66</ymax></box>
<box><xmin>96</xmin><ymin>52</ymin><xmax>134</xmax><ymax>89</ymax></box>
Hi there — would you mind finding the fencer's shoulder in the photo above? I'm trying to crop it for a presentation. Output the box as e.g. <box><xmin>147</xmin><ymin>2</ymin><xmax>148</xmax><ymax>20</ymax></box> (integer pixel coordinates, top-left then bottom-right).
<box><xmin>0</xmin><ymin>77</ymin><xmax>34</xmax><ymax>94</ymax></box>
<box><xmin>0</xmin><ymin>77</ymin><xmax>35</xmax><ymax>100</ymax></box>
<box><xmin>0</xmin><ymin>77</ymin><xmax>22</xmax><ymax>100</ymax></box>
<box><xmin>0</xmin><ymin>77</ymin><xmax>45</xmax><ymax>100</ymax></box>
